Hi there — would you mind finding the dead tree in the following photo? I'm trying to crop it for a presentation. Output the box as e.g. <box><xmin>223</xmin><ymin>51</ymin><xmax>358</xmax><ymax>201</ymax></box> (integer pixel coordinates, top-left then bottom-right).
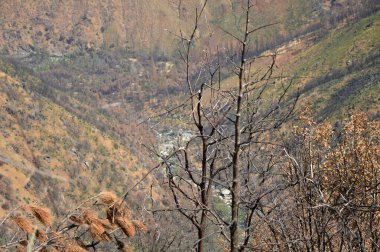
<box><xmin>153</xmin><ymin>0</ymin><xmax>299</xmax><ymax>251</ymax></box>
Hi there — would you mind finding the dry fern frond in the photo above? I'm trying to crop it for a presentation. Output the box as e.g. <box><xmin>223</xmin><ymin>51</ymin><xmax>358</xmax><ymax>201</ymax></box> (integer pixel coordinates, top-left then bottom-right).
<box><xmin>25</xmin><ymin>205</ymin><xmax>53</xmax><ymax>227</ymax></box>
<box><xmin>106</xmin><ymin>207</ymin><xmax>116</xmax><ymax>224</ymax></box>
<box><xmin>17</xmin><ymin>245</ymin><xmax>26</xmax><ymax>252</ymax></box>
<box><xmin>118</xmin><ymin>242</ymin><xmax>134</xmax><ymax>252</ymax></box>
<box><xmin>41</xmin><ymin>248</ymin><xmax>60</xmax><ymax>252</ymax></box>
<box><xmin>115</xmin><ymin>238</ymin><xmax>134</xmax><ymax>252</ymax></box>
<box><xmin>69</xmin><ymin>215</ymin><xmax>84</xmax><ymax>225</ymax></box>
<box><xmin>12</xmin><ymin>216</ymin><xmax>33</xmax><ymax>234</ymax></box>
<box><xmin>106</xmin><ymin>206</ymin><xmax>124</xmax><ymax>224</ymax></box>
<box><xmin>98</xmin><ymin>191</ymin><xmax>118</xmax><ymax>205</ymax></box>
<box><xmin>99</xmin><ymin>217</ymin><xmax>114</xmax><ymax>229</ymax></box>
<box><xmin>81</xmin><ymin>208</ymin><xmax>113</xmax><ymax>230</ymax></box>
<box><xmin>89</xmin><ymin>222</ymin><xmax>111</xmax><ymax>241</ymax></box>
<box><xmin>36</xmin><ymin>228</ymin><xmax>47</xmax><ymax>242</ymax></box>
<box><xmin>81</xmin><ymin>208</ymin><xmax>99</xmax><ymax>224</ymax></box>
<box><xmin>132</xmin><ymin>220</ymin><xmax>148</xmax><ymax>233</ymax></box>
<box><xmin>89</xmin><ymin>222</ymin><xmax>105</xmax><ymax>240</ymax></box>
<box><xmin>63</xmin><ymin>244</ymin><xmax>88</xmax><ymax>252</ymax></box>
<box><xmin>17</xmin><ymin>240</ymin><xmax>28</xmax><ymax>252</ymax></box>
<box><xmin>106</xmin><ymin>204</ymin><xmax>131</xmax><ymax>224</ymax></box>
<box><xmin>115</xmin><ymin>216</ymin><xmax>135</xmax><ymax>237</ymax></box>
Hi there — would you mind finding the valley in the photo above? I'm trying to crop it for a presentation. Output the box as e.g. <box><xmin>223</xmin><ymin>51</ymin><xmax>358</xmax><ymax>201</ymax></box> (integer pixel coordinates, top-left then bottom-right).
<box><xmin>0</xmin><ymin>0</ymin><xmax>379</xmax><ymax>251</ymax></box>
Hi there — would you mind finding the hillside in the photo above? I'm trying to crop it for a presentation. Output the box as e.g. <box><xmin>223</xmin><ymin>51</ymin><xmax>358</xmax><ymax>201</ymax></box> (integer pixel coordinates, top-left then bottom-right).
<box><xmin>289</xmin><ymin>11</ymin><xmax>380</xmax><ymax>119</ymax></box>
<box><xmin>0</xmin><ymin>1</ymin><xmax>379</xmax><ymax>251</ymax></box>
<box><xmin>0</xmin><ymin>0</ymin><xmax>378</xmax><ymax>218</ymax></box>
<box><xmin>281</xmin><ymin>9</ymin><xmax>380</xmax><ymax>120</ymax></box>
<box><xmin>0</xmin><ymin>0</ymin><xmax>234</xmax><ymax>56</ymax></box>
<box><xmin>1</xmin><ymin>0</ymin><xmax>375</xmax><ymax>56</ymax></box>
<box><xmin>0</xmin><ymin>0</ymin><xmax>188</xmax><ymax>55</ymax></box>
<box><xmin>0</xmin><ymin>65</ymin><xmax>158</xmax><ymax>218</ymax></box>
<box><xmin>219</xmin><ymin>9</ymin><xmax>380</xmax><ymax>121</ymax></box>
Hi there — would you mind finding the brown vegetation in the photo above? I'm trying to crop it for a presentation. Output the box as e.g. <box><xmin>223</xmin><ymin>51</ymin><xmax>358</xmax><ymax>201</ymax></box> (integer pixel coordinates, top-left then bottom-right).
<box><xmin>24</xmin><ymin>205</ymin><xmax>53</xmax><ymax>227</ymax></box>
<box><xmin>0</xmin><ymin>1</ymin><xmax>379</xmax><ymax>251</ymax></box>
<box><xmin>1</xmin><ymin>191</ymin><xmax>151</xmax><ymax>251</ymax></box>
<box><xmin>12</xmin><ymin>215</ymin><xmax>34</xmax><ymax>235</ymax></box>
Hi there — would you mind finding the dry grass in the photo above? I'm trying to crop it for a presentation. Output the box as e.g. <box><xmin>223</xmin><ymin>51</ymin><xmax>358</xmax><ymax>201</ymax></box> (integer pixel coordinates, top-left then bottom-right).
<box><xmin>12</xmin><ymin>215</ymin><xmax>33</xmax><ymax>234</ymax></box>
<box><xmin>80</xmin><ymin>208</ymin><xmax>113</xmax><ymax>240</ymax></box>
<box><xmin>63</xmin><ymin>244</ymin><xmax>88</xmax><ymax>252</ymax></box>
<box><xmin>16</xmin><ymin>240</ymin><xmax>28</xmax><ymax>252</ymax></box>
<box><xmin>4</xmin><ymin>188</ymin><xmax>145</xmax><ymax>251</ymax></box>
<box><xmin>98</xmin><ymin>191</ymin><xmax>118</xmax><ymax>205</ymax></box>
<box><xmin>132</xmin><ymin>220</ymin><xmax>148</xmax><ymax>233</ymax></box>
<box><xmin>107</xmin><ymin>204</ymin><xmax>131</xmax><ymax>221</ymax></box>
<box><xmin>115</xmin><ymin>216</ymin><xmax>135</xmax><ymax>237</ymax></box>
<box><xmin>69</xmin><ymin>215</ymin><xmax>84</xmax><ymax>225</ymax></box>
<box><xmin>118</xmin><ymin>243</ymin><xmax>134</xmax><ymax>252</ymax></box>
<box><xmin>106</xmin><ymin>205</ymin><xmax>126</xmax><ymax>224</ymax></box>
<box><xmin>26</xmin><ymin>205</ymin><xmax>53</xmax><ymax>227</ymax></box>
<box><xmin>89</xmin><ymin>222</ymin><xmax>111</xmax><ymax>241</ymax></box>
<box><xmin>36</xmin><ymin>228</ymin><xmax>47</xmax><ymax>242</ymax></box>
<box><xmin>82</xmin><ymin>209</ymin><xmax>113</xmax><ymax>228</ymax></box>
<box><xmin>106</xmin><ymin>207</ymin><xmax>115</xmax><ymax>224</ymax></box>
<box><xmin>81</xmin><ymin>208</ymin><xmax>100</xmax><ymax>224</ymax></box>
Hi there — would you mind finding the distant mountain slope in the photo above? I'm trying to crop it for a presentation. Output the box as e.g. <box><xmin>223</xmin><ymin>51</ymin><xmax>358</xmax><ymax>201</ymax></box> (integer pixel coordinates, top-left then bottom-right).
<box><xmin>285</xmin><ymin>10</ymin><xmax>380</xmax><ymax>119</ymax></box>
<box><xmin>220</xmin><ymin>10</ymin><xmax>380</xmax><ymax>121</ymax></box>
<box><xmin>1</xmin><ymin>0</ymin><xmax>376</xmax><ymax>57</ymax></box>
<box><xmin>0</xmin><ymin>0</ymin><xmax>229</xmax><ymax>56</ymax></box>
<box><xmin>0</xmin><ymin>0</ymin><xmax>181</xmax><ymax>55</ymax></box>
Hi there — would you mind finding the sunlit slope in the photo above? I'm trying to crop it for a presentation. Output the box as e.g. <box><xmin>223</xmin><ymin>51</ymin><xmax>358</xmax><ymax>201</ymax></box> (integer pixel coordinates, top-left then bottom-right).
<box><xmin>0</xmin><ymin>68</ymin><xmax>157</xmax><ymax>217</ymax></box>
<box><xmin>220</xmin><ymin>10</ymin><xmax>380</xmax><ymax>120</ymax></box>
<box><xmin>289</xmin><ymin>11</ymin><xmax>380</xmax><ymax>119</ymax></box>
<box><xmin>2</xmin><ymin>0</ymin><xmax>369</xmax><ymax>56</ymax></box>
<box><xmin>0</xmin><ymin>0</ymin><xmax>233</xmax><ymax>56</ymax></box>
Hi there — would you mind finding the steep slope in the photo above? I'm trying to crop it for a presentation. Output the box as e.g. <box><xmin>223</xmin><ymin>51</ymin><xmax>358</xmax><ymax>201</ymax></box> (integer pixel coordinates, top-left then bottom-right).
<box><xmin>1</xmin><ymin>0</ymin><xmax>375</xmax><ymax>56</ymax></box>
<box><xmin>0</xmin><ymin>0</ymin><xmax>231</xmax><ymax>56</ymax></box>
<box><xmin>0</xmin><ymin>0</ymin><xmax>378</xmax><ymax>225</ymax></box>
<box><xmin>284</xmin><ymin>10</ymin><xmax>380</xmax><ymax>119</ymax></box>
<box><xmin>0</xmin><ymin>65</ymin><xmax>158</xmax><ymax>218</ymax></box>
<box><xmin>0</xmin><ymin>2</ymin><xmax>378</xmax><ymax>251</ymax></box>
<box><xmin>219</xmin><ymin>10</ymin><xmax>380</xmax><ymax>121</ymax></box>
<box><xmin>0</xmin><ymin>0</ymin><xmax>179</xmax><ymax>55</ymax></box>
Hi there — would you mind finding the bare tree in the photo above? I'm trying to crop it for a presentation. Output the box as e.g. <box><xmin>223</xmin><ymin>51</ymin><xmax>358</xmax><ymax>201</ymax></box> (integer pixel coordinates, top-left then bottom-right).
<box><xmin>151</xmin><ymin>1</ymin><xmax>298</xmax><ymax>251</ymax></box>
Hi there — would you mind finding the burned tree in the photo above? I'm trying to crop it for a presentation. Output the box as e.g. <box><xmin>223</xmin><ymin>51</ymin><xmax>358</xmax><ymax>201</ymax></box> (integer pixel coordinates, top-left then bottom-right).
<box><xmin>151</xmin><ymin>0</ymin><xmax>299</xmax><ymax>251</ymax></box>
